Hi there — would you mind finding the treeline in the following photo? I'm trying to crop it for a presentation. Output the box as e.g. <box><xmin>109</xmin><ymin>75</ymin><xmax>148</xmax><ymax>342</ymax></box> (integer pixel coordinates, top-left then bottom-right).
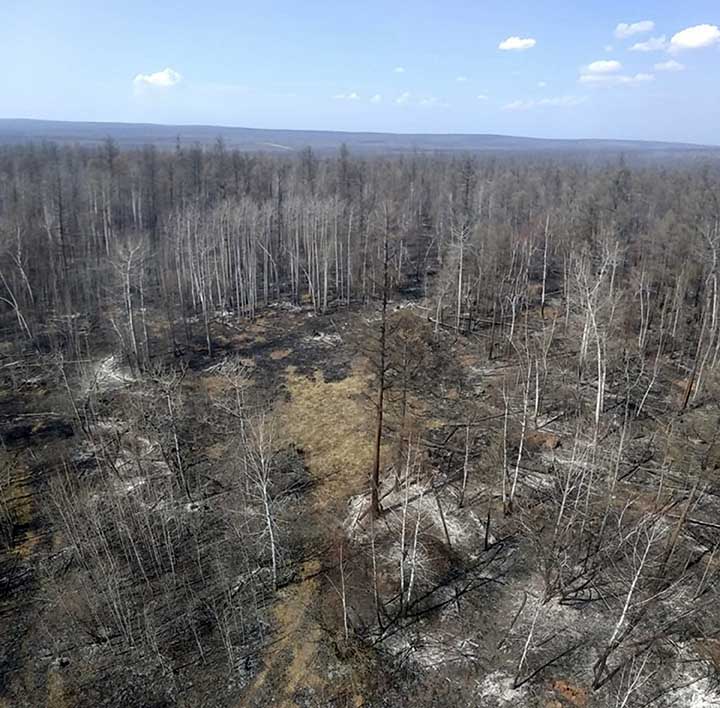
<box><xmin>0</xmin><ymin>141</ymin><xmax>719</xmax><ymax>366</ymax></box>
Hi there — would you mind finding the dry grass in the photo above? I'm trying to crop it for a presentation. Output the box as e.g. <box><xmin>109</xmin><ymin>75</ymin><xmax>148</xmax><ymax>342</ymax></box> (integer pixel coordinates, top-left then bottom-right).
<box><xmin>242</xmin><ymin>363</ymin><xmax>376</xmax><ymax>707</ymax></box>
<box><xmin>526</xmin><ymin>430</ymin><xmax>561</xmax><ymax>451</ymax></box>
<box><xmin>1</xmin><ymin>456</ymin><xmax>39</xmax><ymax>560</ymax></box>
<box><xmin>206</xmin><ymin>440</ymin><xmax>230</xmax><ymax>462</ymax></box>
<box><xmin>46</xmin><ymin>669</ymin><xmax>72</xmax><ymax>708</ymax></box>
<box><xmin>199</xmin><ymin>372</ymin><xmax>224</xmax><ymax>398</ymax></box>
<box><xmin>226</xmin><ymin>332</ymin><xmax>267</xmax><ymax>348</ymax></box>
<box><xmin>550</xmin><ymin>679</ymin><xmax>588</xmax><ymax>707</ymax></box>
<box><xmin>278</xmin><ymin>365</ymin><xmax>378</xmax><ymax>507</ymax></box>
<box><xmin>269</xmin><ymin>348</ymin><xmax>292</xmax><ymax>361</ymax></box>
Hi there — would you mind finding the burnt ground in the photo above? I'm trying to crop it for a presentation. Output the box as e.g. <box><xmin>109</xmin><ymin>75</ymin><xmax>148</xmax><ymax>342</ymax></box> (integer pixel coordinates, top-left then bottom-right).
<box><xmin>0</xmin><ymin>302</ymin><xmax>372</xmax><ymax>707</ymax></box>
<box><xmin>3</xmin><ymin>301</ymin><xmax>720</xmax><ymax>708</ymax></box>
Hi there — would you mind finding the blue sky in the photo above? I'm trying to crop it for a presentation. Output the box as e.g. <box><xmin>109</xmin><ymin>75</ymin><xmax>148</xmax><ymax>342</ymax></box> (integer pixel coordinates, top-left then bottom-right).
<box><xmin>2</xmin><ymin>0</ymin><xmax>719</xmax><ymax>143</ymax></box>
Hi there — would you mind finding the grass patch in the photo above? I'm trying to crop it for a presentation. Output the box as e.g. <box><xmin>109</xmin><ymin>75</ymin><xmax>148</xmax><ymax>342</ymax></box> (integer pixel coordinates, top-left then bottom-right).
<box><xmin>270</xmin><ymin>349</ymin><xmax>292</xmax><ymax>361</ymax></box>
<box><xmin>242</xmin><ymin>363</ymin><xmax>377</xmax><ymax>706</ymax></box>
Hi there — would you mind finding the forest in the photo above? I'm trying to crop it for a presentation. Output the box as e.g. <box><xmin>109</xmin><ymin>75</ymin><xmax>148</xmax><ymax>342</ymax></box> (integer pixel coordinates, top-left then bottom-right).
<box><xmin>1</xmin><ymin>140</ymin><xmax>720</xmax><ymax>707</ymax></box>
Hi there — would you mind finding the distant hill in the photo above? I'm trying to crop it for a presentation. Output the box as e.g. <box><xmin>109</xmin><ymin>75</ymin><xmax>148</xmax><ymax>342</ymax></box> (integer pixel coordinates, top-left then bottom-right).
<box><xmin>1</xmin><ymin>118</ymin><xmax>719</xmax><ymax>161</ymax></box>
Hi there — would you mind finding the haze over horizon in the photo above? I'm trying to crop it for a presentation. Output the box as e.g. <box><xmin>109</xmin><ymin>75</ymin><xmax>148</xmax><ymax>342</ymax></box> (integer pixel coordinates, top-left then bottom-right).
<box><xmin>4</xmin><ymin>117</ymin><xmax>720</xmax><ymax>148</ymax></box>
<box><xmin>3</xmin><ymin>1</ymin><xmax>719</xmax><ymax>145</ymax></box>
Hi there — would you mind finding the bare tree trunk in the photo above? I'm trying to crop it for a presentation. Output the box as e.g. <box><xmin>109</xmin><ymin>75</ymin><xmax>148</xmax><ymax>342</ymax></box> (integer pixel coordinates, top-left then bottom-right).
<box><xmin>371</xmin><ymin>217</ymin><xmax>390</xmax><ymax>517</ymax></box>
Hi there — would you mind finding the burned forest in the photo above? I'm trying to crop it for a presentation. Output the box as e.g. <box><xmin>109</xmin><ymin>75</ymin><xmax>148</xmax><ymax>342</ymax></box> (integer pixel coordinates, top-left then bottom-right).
<box><xmin>2</xmin><ymin>142</ymin><xmax>720</xmax><ymax>708</ymax></box>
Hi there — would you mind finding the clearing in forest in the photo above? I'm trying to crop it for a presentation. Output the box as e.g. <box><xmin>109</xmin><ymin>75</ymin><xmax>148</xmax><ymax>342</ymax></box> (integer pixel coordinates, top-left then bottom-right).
<box><xmin>241</xmin><ymin>363</ymin><xmax>379</xmax><ymax>707</ymax></box>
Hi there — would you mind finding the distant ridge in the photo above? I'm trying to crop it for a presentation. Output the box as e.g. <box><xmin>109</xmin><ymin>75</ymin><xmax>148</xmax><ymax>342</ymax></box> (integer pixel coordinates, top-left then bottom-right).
<box><xmin>1</xmin><ymin>118</ymin><xmax>718</xmax><ymax>160</ymax></box>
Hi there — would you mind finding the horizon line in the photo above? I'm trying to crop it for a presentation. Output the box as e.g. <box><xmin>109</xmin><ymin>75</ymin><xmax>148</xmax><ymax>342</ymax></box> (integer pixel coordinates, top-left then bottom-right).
<box><xmin>2</xmin><ymin>116</ymin><xmax>718</xmax><ymax>149</ymax></box>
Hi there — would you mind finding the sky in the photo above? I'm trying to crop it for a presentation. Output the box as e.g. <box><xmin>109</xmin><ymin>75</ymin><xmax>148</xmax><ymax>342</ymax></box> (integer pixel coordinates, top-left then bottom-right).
<box><xmin>2</xmin><ymin>0</ymin><xmax>719</xmax><ymax>143</ymax></box>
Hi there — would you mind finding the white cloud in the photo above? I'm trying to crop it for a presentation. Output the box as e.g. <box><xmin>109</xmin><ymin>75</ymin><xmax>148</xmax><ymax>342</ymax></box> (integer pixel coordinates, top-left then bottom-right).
<box><xmin>393</xmin><ymin>66</ymin><xmax>406</xmax><ymax>73</ymax></box>
<box><xmin>498</xmin><ymin>36</ymin><xmax>537</xmax><ymax>51</ymax></box>
<box><xmin>477</xmin><ymin>94</ymin><xmax>489</xmax><ymax>100</ymax></box>
<box><xmin>604</xmin><ymin>44</ymin><xmax>614</xmax><ymax>52</ymax></box>
<box><xmin>503</xmin><ymin>95</ymin><xmax>586</xmax><ymax>110</ymax></box>
<box><xmin>585</xmin><ymin>59</ymin><xmax>622</xmax><ymax>74</ymax></box>
<box><xmin>334</xmin><ymin>91</ymin><xmax>360</xmax><ymax>100</ymax></box>
<box><xmin>615</xmin><ymin>21</ymin><xmax>655</xmax><ymax>39</ymax></box>
<box><xmin>418</xmin><ymin>96</ymin><xmax>450</xmax><ymax>107</ymax></box>
<box><xmin>370</xmin><ymin>93</ymin><xmax>382</xmax><ymax>103</ymax></box>
<box><xmin>538</xmin><ymin>81</ymin><xmax>547</xmax><ymax>88</ymax></box>
<box><xmin>670</xmin><ymin>24</ymin><xmax>720</xmax><ymax>52</ymax></box>
<box><xmin>579</xmin><ymin>72</ymin><xmax>654</xmax><ymax>86</ymax></box>
<box><xmin>395</xmin><ymin>91</ymin><xmax>411</xmax><ymax>105</ymax></box>
<box><xmin>630</xmin><ymin>35</ymin><xmax>668</xmax><ymax>52</ymax></box>
<box><xmin>654</xmin><ymin>59</ymin><xmax>685</xmax><ymax>72</ymax></box>
<box><xmin>544</xmin><ymin>95</ymin><xmax>586</xmax><ymax>106</ymax></box>
<box><xmin>456</xmin><ymin>75</ymin><xmax>468</xmax><ymax>82</ymax></box>
<box><xmin>133</xmin><ymin>67</ymin><xmax>182</xmax><ymax>88</ymax></box>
